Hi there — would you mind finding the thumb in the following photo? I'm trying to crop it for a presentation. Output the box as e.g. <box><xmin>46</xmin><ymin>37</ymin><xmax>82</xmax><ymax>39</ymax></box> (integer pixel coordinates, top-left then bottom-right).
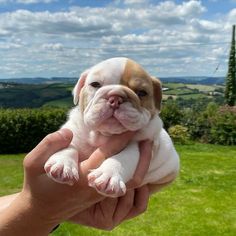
<box><xmin>23</xmin><ymin>129</ymin><xmax>73</xmax><ymax>176</ymax></box>
<box><xmin>78</xmin><ymin>131</ymin><xmax>135</xmax><ymax>183</ymax></box>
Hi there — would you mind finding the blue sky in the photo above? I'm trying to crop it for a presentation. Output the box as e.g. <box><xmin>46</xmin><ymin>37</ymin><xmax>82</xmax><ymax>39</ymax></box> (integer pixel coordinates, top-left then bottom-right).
<box><xmin>0</xmin><ymin>0</ymin><xmax>235</xmax><ymax>79</ymax></box>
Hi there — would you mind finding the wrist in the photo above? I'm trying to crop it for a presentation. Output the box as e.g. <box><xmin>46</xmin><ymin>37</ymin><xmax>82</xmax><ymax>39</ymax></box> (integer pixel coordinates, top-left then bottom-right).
<box><xmin>0</xmin><ymin>191</ymin><xmax>59</xmax><ymax>236</ymax></box>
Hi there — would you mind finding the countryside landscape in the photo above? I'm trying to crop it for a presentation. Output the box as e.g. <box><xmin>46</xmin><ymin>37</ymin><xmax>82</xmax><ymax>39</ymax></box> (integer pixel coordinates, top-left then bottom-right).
<box><xmin>0</xmin><ymin>76</ymin><xmax>225</xmax><ymax>109</ymax></box>
<box><xmin>0</xmin><ymin>0</ymin><xmax>236</xmax><ymax>235</ymax></box>
<box><xmin>0</xmin><ymin>75</ymin><xmax>235</xmax><ymax>235</ymax></box>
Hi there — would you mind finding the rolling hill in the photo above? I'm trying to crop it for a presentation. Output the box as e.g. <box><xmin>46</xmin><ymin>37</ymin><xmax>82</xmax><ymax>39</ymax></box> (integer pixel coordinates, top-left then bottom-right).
<box><xmin>0</xmin><ymin>76</ymin><xmax>225</xmax><ymax>85</ymax></box>
<box><xmin>0</xmin><ymin>79</ymin><xmax>225</xmax><ymax>109</ymax></box>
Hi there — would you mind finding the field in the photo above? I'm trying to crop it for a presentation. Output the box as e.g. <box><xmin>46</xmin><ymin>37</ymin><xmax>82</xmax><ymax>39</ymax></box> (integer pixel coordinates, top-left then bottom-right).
<box><xmin>163</xmin><ymin>83</ymin><xmax>224</xmax><ymax>100</ymax></box>
<box><xmin>0</xmin><ymin>144</ymin><xmax>235</xmax><ymax>235</ymax></box>
<box><xmin>0</xmin><ymin>82</ymin><xmax>224</xmax><ymax>108</ymax></box>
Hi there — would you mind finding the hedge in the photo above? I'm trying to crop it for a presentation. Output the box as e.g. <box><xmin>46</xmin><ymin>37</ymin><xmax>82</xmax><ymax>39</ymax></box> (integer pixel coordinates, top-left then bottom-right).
<box><xmin>0</xmin><ymin>108</ymin><xmax>67</xmax><ymax>154</ymax></box>
<box><xmin>0</xmin><ymin>103</ymin><xmax>235</xmax><ymax>154</ymax></box>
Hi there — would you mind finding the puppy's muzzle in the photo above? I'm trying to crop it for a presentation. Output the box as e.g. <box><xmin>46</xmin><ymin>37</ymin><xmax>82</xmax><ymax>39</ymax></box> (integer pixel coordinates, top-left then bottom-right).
<box><xmin>108</xmin><ymin>95</ymin><xmax>123</xmax><ymax>109</ymax></box>
<box><xmin>104</xmin><ymin>85</ymin><xmax>141</xmax><ymax>110</ymax></box>
<box><xmin>107</xmin><ymin>89</ymin><xmax>127</xmax><ymax>109</ymax></box>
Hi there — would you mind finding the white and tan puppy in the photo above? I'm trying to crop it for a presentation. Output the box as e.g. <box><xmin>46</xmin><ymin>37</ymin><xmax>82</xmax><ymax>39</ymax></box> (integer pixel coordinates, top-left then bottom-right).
<box><xmin>44</xmin><ymin>57</ymin><xmax>179</xmax><ymax>197</ymax></box>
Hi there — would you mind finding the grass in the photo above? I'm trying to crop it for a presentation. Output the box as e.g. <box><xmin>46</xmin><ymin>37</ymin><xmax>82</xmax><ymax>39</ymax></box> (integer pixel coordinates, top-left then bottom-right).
<box><xmin>43</xmin><ymin>97</ymin><xmax>73</xmax><ymax>108</ymax></box>
<box><xmin>0</xmin><ymin>144</ymin><xmax>236</xmax><ymax>235</ymax></box>
<box><xmin>162</xmin><ymin>83</ymin><xmax>224</xmax><ymax>102</ymax></box>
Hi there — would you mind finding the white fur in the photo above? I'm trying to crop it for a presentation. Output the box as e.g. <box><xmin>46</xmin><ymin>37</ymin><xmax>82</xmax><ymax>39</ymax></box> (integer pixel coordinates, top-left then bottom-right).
<box><xmin>44</xmin><ymin>57</ymin><xmax>180</xmax><ymax>197</ymax></box>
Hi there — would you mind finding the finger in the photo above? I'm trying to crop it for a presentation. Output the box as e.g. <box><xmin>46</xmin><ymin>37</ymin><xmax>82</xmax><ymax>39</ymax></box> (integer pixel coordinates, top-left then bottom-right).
<box><xmin>23</xmin><ymin>129</ymin><xmax>73</xmax><ymax>176</ymax></box>
<box><xmin>100</xmin><ymin>197</ymin><xmax>119</xmax><ymax>220</ymax></box>
<box><xmin>99</xmin><ymin>131</ymin><xmax>135</xmax><ymax>157</ymax></box>
<box><xmin>78</xmin><ymin>149</ymin><xmax>106</xmax><ymax>182</ymax></box>
<box><xmin>79</xmin><ymin>131</ymin><xmax>135</xmax><ymax>182</ymax></box>
<box><xmin>126</xmin><ymin>140</ymin><xmax>153</xmax><ymax>189</ymax></box>
<box><xmin>112</xmin><ymin>190</ymin><xmax>135</xmax><ymax>225</ymax></box>
<box><xmin>124</xmin><ymin>185</ymin><xmax>149</xmax><ymax>220</ymax></box>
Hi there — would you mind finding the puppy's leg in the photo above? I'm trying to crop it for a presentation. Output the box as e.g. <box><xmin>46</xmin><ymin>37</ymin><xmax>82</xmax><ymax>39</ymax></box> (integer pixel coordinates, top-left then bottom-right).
<box><xmin>44</xmin><ymin>146</ymin><xmax>79</xmax><ymax>185</ymax></box>
<box><xmin>88</xmin><ymin>142</ymin><xmax>139</xmax><ymax>197</ymax></box>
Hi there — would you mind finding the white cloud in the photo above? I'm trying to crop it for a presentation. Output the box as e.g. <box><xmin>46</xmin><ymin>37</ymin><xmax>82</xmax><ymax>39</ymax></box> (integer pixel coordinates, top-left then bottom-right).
<box><xmin>0</xmin><ymin>0</ymin><xmax>234</xmax><ymax>78</ymax></box>
<box><xmin>124</xmin><ymin>0</ymin><xmax>148</xmax><ymax>4</ymax></box>
<box><xmin>42</xmin><ymin>43</ymin><xmax>64</xmax><ymax>51</ymax></box>
<box><xmin>227</xmin><ymin>8</ymin><xmax>236</xmax><ymax>22</ymax></box>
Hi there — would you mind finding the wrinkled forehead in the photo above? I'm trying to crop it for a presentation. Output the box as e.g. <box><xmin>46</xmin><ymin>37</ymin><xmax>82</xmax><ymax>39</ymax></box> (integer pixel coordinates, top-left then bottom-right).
<box><xmin>86</xmin><ymin>57</ymin><xmax>127</xmax><ymax>84</ymax></box>
<box><xmin>121</xmin><ymin>59</ymin><xmax>153</xmax><ymax>88</ymax></box>
<box><xmin>86</xmin><ymin>57</ymin><xmax>152</xmax><ymax>86</ymax></box>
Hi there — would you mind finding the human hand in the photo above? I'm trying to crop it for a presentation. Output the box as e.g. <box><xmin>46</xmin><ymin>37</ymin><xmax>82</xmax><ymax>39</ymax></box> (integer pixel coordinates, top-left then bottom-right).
<box><xmin>70</xmin><ymin>185</ymin><xmax>149</xmax><ymax>230</ymax></box>
<box><xmin>69</xmin><ymin>140</ymin><xmax>153</xmax><ymax>230</ymax></box>
<box><xmin>0</xmin><ymin>129</ymin><xmax>135</xmax><ymax>236</ymax></box>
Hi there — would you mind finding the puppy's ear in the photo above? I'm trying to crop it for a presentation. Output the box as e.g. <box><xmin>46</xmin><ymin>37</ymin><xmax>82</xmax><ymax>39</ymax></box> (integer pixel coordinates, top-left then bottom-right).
<box><xmin>152</xmin><ymin>77</ymin><xmax>162</xmax><ymax>112</ymax></box>
<box><xmin>73</xmin><ymin>70</ymin><xmax>90</xmax><ymax>105</ymax></box>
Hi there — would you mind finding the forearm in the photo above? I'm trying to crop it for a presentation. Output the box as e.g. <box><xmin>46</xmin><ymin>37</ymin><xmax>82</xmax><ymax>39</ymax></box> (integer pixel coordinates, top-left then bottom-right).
<box><xmin>0</xmin><ymin>191</ymin><xmax>58</xmax><ymax>236</ymax></box>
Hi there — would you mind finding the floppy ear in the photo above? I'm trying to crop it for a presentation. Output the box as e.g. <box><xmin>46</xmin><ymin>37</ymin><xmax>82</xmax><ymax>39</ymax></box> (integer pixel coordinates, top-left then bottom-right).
<box><xmin>73</xmin><ymin>70</ymin><xmax>90</xmax><ymax>105</ymax></box>
<box><xmin>152</xmin><ymin>77</ymin><xmax>162</xmax><ymax>112</ymax></box>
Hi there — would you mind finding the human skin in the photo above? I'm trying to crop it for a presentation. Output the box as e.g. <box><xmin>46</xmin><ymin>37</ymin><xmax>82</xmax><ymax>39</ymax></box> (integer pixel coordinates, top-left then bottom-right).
<box><xmin>0</xmin><ymin>129</ymin><xmax>155</xmax><ymax>235</ymax></box>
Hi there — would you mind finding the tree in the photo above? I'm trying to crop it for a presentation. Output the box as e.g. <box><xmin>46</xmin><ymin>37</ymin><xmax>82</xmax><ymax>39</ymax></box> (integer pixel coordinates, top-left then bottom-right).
<box><xmin>225</xmin><ymin>25</ymin><xmax>236</xmax><ymax>106</ymax></box>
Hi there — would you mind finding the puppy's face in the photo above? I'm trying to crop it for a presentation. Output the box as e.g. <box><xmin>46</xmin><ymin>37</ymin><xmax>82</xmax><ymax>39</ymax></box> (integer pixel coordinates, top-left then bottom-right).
<box><xmin>73</xmin><ymin>57</ymin><xmax>162</xmax><ymax>135</ymax></box>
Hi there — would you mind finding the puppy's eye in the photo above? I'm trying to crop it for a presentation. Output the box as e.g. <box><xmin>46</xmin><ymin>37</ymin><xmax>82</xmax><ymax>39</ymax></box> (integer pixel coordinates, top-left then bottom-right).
<box><xmin>136</xmin><ymin>90</ymin><xmax>148</xmax><ymax>98</ymax></box>
<box><xmin>90</xmin><ymin>82</ymin><xmax>102</xmax><ymax>88</ymax></box>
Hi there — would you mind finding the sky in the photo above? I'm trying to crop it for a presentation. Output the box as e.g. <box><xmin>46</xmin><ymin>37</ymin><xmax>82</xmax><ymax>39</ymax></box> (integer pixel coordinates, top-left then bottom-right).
<box><xmin>0</xmin><ymin>0</ymin><xmax>235</xmax><ymax>79</ymax></box>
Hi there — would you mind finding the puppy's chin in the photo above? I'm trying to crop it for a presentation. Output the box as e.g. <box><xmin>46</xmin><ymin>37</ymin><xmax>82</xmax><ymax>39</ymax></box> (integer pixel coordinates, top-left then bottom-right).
<box><xmin>97</xmin><ymin>118</ymin><xmax>127</xmax><ymax>135</ymax></box>
<box><xmin>83</xmin><ymin>99</ymin><xmax>151</xmax><ymax>135</ymax></box>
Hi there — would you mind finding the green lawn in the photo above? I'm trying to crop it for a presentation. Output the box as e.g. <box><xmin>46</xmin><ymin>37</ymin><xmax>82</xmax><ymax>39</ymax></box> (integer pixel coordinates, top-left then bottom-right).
<box><xmin>43</xmin><ymin>97</ymin><xmax>73</xmax><ymax>108</ymax></box>
<box><xmin>0</xmin><ymin>144</ymin><xmax>236</xmax><ymax>236</ymax></box>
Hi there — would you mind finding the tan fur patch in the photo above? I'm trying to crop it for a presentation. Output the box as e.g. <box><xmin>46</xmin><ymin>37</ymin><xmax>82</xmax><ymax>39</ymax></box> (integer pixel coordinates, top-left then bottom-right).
<box><xmin>79</xmin><ymin>86</ymin><xmax>89</xmax><ymax>113</ymax></box>
<box><xmin>121</xmin><ymin>59</ymin><xmax>162</xmax><ymax>115</ymax></box>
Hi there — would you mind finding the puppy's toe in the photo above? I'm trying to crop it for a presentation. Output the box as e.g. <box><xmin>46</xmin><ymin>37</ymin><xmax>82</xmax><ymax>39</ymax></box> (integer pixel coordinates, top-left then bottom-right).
<box><xmin>88</xmin><ymin>169</ymin><xmax>126</xmax><ymax>197</ymax></box>
<box><xmin>105</xmin><ymin>176</ymin><xmax>126</xmax><ymax>197</ymax></box>
<box><xmin>44</xmin><ymin>159</ymin><xmax>79</xmax><ymax>185</ymax></box>
<box><xmin>88</xmin><ymin>169</ymin><xmax>103</xmax><ymax>187</ymax></box>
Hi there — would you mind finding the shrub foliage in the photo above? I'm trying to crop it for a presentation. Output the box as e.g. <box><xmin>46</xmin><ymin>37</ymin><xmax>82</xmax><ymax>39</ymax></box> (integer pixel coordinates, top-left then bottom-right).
<box><xmin>0</xmin><ymin>101</ymin><xmax>235</xmax><ymax>154</ymax></box>
<box><xmin>168</xmin><ymin>125</ymin><xmax>190</xmax><ymax>144</ymax></box>
<box><xmin>0</xmin><ymin>108</ymin><xmax>67</xmax><ymax>154</ymax></box>
<box><xmin>162</xmin><ymin>101</ymin><xmax>236</xmax><ymax>145</ymax></box>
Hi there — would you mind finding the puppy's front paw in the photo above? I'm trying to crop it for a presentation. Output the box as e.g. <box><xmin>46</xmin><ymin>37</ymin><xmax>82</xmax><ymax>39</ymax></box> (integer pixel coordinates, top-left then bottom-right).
<box><xmin>88</xmin><ymin>168</ymin><xmax>126</xmax><ymax>198</ymax></box>
<box><xmin>44</xmin><ymin>153</ymin><xmax>79</xmax><ymax>186</ymax></box>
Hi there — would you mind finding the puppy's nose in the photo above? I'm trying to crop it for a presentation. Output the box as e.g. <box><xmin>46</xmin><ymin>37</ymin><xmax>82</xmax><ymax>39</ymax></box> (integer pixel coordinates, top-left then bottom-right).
<box><xmin>108</xmin><ymin>95</ymin><xmax>123</xmax><ymax>109</ymax></box>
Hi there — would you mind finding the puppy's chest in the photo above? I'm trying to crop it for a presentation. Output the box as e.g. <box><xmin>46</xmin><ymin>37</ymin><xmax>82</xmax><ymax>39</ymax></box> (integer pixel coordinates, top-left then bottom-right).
<box><xmin>75</xmin><ymin>131</ymin><xmax>111</xmax><ymax>161</ymax></box>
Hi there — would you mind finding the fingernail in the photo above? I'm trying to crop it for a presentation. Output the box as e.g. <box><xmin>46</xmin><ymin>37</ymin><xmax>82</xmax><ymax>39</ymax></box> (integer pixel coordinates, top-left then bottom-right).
<box><xmin>58</xmin><ymin>129</ymin><xmax>73</xmax><ymax>141</ymax></box>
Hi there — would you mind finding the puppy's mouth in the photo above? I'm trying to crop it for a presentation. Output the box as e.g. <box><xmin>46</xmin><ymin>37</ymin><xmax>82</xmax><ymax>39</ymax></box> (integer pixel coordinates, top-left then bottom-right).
<box><xmin>83</xmin><ymin>86</ymin><xmax>151</xmax><ymax>134</ymax></box>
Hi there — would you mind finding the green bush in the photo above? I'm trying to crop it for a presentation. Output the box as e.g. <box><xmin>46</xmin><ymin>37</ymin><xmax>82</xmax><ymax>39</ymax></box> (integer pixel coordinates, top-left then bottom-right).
<box><xmin>183</xmin><ymin>103</ymin><xmax>236</xmax><ymax>145</ymax></box>
<box><xmin>168</xmin><ymin>125</ymin><xmax>190</xmax><ymax>144</ymax></box>
<box><xmin>0</xmin><ymin>108</ymin><xmax>67</xmax><ymax>154</ymax></box>
<box><xmin>210</xmin><ymin>106</ymin><xmax>236</xmax><ymax>145</ymax></box>
<box><xmin>160</xmin><ymin>100</ymin><xmax>183</xmax><ymax>130</ymax></box>
<box><xmin>0</xmin><ymin>103</ymin><xmax>235</xmax><ymax>154</ymax></box>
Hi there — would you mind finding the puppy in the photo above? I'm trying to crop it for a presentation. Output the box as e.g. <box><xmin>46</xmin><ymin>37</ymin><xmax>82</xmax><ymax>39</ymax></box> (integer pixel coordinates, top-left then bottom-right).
<box><xmin>44</xmin><ymin>57</ymin><xmax>179</xmax><ymax>197</ymax></box>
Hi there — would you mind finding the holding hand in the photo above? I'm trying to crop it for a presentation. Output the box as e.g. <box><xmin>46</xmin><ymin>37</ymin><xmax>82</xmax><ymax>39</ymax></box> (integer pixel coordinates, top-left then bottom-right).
<box><xmin>0</xmin><ymin>129</ymin><xmax>153</xmax><ymax>235</ymax></box>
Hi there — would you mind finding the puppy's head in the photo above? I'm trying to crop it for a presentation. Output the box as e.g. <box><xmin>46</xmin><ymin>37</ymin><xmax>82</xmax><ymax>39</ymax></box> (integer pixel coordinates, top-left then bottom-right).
<box><xmin>73</xmin><ymin>57</ymin><xmax>162</xmax><ymax>135</ymax></box>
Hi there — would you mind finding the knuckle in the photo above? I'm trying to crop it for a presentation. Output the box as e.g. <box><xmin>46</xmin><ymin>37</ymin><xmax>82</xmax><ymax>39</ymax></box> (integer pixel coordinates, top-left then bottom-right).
<box><xmin>43</xmin><ymin>133</ymin><xmax>55</xmax><ymax>147</ymax></box>
<box><xmin>102</xmin><ymin>222</ymin><xmax>115</xmax><ymax>231</ymax></box>
<box><xmin>23</xmin><ymin>153</ymin><xmax>38</xmax><ymax>171</ymax></box>
<box><xmin>23</xmin><ymin>155</ymin><xmax>31</xmax><ymax>169</ymax></box>
<box><xmin>104</xmin><ymin>226</ymin><xmax>114</xmax><ymax>231</ymax></box>
<box><xmin>136</xmin><ymin>203</ymin><xmax>148</xmax><ymax>214</ymax></box>
<box><xmin>132</xmin><ymin>176</ymin><xmax>142</xmax><ymax>187</ymax></box>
